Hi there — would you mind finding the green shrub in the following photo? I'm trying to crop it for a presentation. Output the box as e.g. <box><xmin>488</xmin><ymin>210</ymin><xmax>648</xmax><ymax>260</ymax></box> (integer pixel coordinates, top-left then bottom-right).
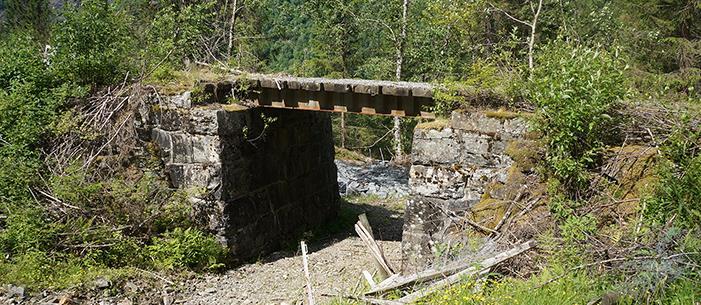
<box><xmin>529</xmin><ymin>40</ymin><xmax>628</xmax><ymax>191</ymax></box>
<box><xmin>421</xmin><ymin>268</ymin><xmax>610</xmax><ymax>305</ymax></box>
<box><xmin>143</xmin><ymin>1</ymin><xmax>216</xmax><ymax>70</ymax></box>
<box><xmin>0</xmin><ymin>33</ymin><xmax>49</xmax><ymax>90</ymax></box>
<box><xmin>431</xmin><ymin>60</ymin><xmax>519</xmax><ymax>117</ymax></box>
<box><xmin>644</xmin><ymin>130</ymin><xmax>701</xmax><ymax>229</ymax></box>
<box><xmin>147</xmin><ymin>228</ymin><xmax>226</xmax><ymax>271</ymax></box>
<box><xmin>51</xmin><ymin>0</ymin><xmax>135</xmax><ymax>87</ymax></box>
<box><xmin>0</xmin><ymin>207</ymin><xmax>55</xmax><ymax>254</ymax></box>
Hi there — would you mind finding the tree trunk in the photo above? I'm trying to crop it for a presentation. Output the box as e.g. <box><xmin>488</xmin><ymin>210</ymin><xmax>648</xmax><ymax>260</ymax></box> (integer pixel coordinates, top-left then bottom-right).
<box><xmin>340</xmin><ymin>112</ymin><xmax>347</xmax><ymax>148</ymax></box>
<box><xmin>394</xmin><ymin>0</ymin><xmax>410</xmax><ymax>161</ymax></box>
<box><xmin>528</xmin><ymin>0</ymin><xmax>543</xmax><ymax>71</ymax></box>
<box><xmin>227</xmin><ymin>0</ymin><xmax>239</xmax><ymax>61</ymax></box>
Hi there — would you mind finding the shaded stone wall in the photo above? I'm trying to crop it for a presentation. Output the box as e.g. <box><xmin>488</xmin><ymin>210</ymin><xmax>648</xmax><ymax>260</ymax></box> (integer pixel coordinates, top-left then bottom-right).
<box><xmin>136</xmin><ymin>92</ymin><xmax>339</xmax><ymax>261</ymax></box>
<box><xmin>401</xmin><ymin>110</ymin><xmax>528</xmax><ymax>272</ymax></box>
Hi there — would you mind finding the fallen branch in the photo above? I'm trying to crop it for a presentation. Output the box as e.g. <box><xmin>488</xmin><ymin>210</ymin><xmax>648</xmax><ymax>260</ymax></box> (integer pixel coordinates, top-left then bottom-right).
<box><xmin>494</xmin><ymin>196</ymin><xmax>543</xmax><ymax>241</ymax></box>
<box><xmin>463</xmin><ymin>217</ymin><xmax>499</xmax><ymax>235</ymax></box>
<box><xmin>367</xmin><ymin>240</ymin><xmax>536</xmax><ymax>295</ymax></box>
<box><xmin>355</xmin><ymin>218</ymin><xmax>395</xmax><ymax>279</ymax></box>
<box><xmin>394</xmin><ymin>242</ymin><xmax>534</xmax><ymax>303</ymax></box>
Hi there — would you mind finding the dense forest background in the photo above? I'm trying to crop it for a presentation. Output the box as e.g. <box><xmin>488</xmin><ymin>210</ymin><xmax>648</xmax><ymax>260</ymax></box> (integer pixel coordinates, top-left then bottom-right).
<box><xmin>0</xmin><ymin>0</ymin><xmax>700</xmax><ymax>303</ymax></box>
<box><xmin>2</xmin><ymin>0</ymin><xmax>699</xmax><ymax>157</ymax></box>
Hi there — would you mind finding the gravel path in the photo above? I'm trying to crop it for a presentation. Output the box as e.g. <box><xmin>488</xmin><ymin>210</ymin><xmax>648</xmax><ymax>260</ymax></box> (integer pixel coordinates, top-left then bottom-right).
<box><xmin>179</xmin><ymin>198</ymin><xmax>405</xmax><ymax>305</ymax></box>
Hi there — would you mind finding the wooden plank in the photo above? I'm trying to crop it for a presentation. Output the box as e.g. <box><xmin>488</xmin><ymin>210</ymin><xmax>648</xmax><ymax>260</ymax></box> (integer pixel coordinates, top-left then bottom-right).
<box><xmin>381</xmin><ymin>85</ymin><xmax>410</xmax><ymax>97</ymax></box>
<box><xmin>398</xmin><ymin>252</ymin><xmax>520</xmax><ymax>303</ymax></box>
<box><xmin>363</xmin><ymin>270</ymin><xmax>377</xmax><ymax>289</ymax></box>
<box><xmin>300</xmin><ymin>80</ymin><xmax>322</xmax><ymax>91</ymax></box>
<box><xmin>355</xmin><ymin>219</ymin><xmax>395</xmax><ymax>280</ymax></box>
<box><xmin>323</xmin><ymin>81</ymin><xmax>351</xmax><ymax>93</ymax></box>
<box><xmin>402</xmin><ymin>96</ymin><xmax>416</xmax><ymax>117</ymax></box>
<box><xmin>353</xmin><ymin>83</ymin><xmax>380</xmax><ymax>96</ymax></box>
<box><xmin>259</xmin><ymin>78</ymin><xmax>286</xmax><ymax>89</ymax></box>
<box><xmin>367</xmin><ymin>240</ymin><xmax>536</xmax><ymax>295</ymax></box>
<box><xmin>411</xmin><ymin>86</ymin><xmax>433</xmax><ymax>98</ymax></box>
<box><xmin>358</xmin><ymin>213</ymin><xmax>374</xmax><ymax>239</ymax></box>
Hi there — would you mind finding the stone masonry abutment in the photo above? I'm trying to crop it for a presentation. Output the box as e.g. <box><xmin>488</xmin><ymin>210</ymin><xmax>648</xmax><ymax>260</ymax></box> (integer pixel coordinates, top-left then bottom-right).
<box><xmin>136</xmin><ymin>92</ymin><xmax>339</xmax><ymax>261</ymax></box>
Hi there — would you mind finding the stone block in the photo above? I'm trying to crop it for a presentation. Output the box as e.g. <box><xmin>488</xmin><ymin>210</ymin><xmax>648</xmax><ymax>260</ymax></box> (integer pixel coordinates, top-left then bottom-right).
<box><xmin>409</xmin><ymin>165</ymin><xmax>466</xmax><ymax>199</ymax></box>
<box><xmin>192</xmin><ymin>135</ymin><xmax>221</xmax><ymax>163</ymax></box>
<box><xmin>463</xmin><ymin>166</ymin><xmax>511</xmax><ymax>202</ymax></box>
<box><xmin>166</xmin><ymin>91</ymin><xmax>191</xmax><ymax>109</ymax></box>
<box><xmin>151</xmin><ymin>128</ymin><xmax>172</xmax><ymax>162</ymax></box>
<box><xmin>216</xmin><ymin>110</ymin><xmax>246</xmax><ymax>136</ymax></box>
<box><xmin>459</xmin><ymin>132</ymin><xmax>492</xmax><ymax>165</ymax></box>
<box><xmin>188</xmin><ymin>108</ymin><xmax>220</xmax><ymax>135</ymax></box>
<box><xmin>451</xmin><ymin>111</ymin><xmax>502</xmax><ymax>134</ymax></box>
<box><xmin>451</xmin><ymin>111</ymin><xmax>528</xmax><ymax>138</ymax></box>
<box><xmin>412</xmin><ymin>129</ymin><xmax>463</xmax><ymax>165</ymax></box>
<box><xmin>170</xmin><ymin>133</ymin><xmax>193</xmax><ymax>163</ymax></box>
<box><xmin>158</xmin><ymin>108</ymin><xmax>187</xmax><ymax>131</ymax></box>
<box><xmin>166</xmin><ymin>163</ymin><xmax>221</xmax><ymax>191</ymax></box>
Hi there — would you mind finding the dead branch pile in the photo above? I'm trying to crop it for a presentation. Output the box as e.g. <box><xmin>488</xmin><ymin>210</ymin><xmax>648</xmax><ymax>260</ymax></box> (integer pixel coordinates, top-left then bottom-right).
<box><xmin>46</xmin><ymin>81</ymin><xmax>143</xmax><ymax>178</ymax></box>
<box><xmin>617</xmin><ymin>101</ymin><xmax>701</xmax><ymax>145</ymax></box>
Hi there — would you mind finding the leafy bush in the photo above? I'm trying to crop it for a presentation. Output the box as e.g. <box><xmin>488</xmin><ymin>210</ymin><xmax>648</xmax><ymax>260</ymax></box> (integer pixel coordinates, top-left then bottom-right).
<box><xmin>144</xmin><ymin>1</ymin><xmax>216</xmax><ymax>70</ymax></box>
<box><xmin>0</xmin><ymin>208</ymin><xmax>55</xmax><ymax>254</ymax></box>
<box><xmin>421</xmin><ymin>268</ymin><xmax>610</xmax><ymax>305</ymax></box>
<box><xmin>51</xmin><ymin>0</ymin><xmax>135</xmax><ymax>87</ymax></box>
<box><xmin>529</xmin><ymin>40</ymin><xmax>628</xmax><ymax>191</ymax></box>
<box><xmin>148</xmin><ymin>228</ymin><xmax>226</xmax><ymax>271</ymax></box>
<box><xmin>644</xmin><ymin>130</ymin><xmax>701</xmax><ymax>229</ymax></box>
<box><xmin>431</xmin><ymin>60</ymin><xmax>519</xmax><ymax>117</ymax></box>
<box><xmin>0</xmin><ymin>34</ymin><xmax>68</xmax><ymax>203</ymax></box>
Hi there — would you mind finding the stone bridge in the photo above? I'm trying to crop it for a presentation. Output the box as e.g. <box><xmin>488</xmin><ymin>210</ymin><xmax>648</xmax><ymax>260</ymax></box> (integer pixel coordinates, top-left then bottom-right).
<box><xmin>138</xmin><ymin>74</ymin><xmax>525</xmax><ymax>271</ymax></box>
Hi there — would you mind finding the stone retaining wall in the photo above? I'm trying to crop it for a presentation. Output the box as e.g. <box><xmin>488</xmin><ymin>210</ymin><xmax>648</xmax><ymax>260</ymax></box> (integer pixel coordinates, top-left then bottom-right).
<box><xmin>136</xmin><ymin>93</ymin><xmax>339</xmax><ymax>261</ymax></box>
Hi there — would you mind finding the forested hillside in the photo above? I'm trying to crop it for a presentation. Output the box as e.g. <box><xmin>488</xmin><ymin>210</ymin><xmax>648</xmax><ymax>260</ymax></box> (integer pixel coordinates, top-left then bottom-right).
<box><xmin>0</xmin><ymin>0</ymin><xmax>700</xmax><ymax>304</ymax></box>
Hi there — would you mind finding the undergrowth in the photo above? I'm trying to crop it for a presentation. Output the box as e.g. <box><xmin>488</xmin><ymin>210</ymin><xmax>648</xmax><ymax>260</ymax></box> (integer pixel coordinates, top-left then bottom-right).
<box><xmin>0</xmin><ymin>2</ymin><xmax>228</xmax><ymax>290</ymax></box>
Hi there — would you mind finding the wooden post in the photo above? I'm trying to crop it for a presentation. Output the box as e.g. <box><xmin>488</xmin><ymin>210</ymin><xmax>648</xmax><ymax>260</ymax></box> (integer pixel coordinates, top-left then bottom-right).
<box><xmin>301</xmin><ymin>241</ymin><xmax>315</xmax><ymax>305</ymax></box>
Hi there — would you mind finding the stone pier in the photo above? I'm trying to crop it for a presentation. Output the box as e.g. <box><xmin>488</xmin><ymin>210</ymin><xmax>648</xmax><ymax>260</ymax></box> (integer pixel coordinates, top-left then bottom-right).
<box><xmin>401</xmin><ymin>110</ymin><xmax>528</xmax><ymax>272</ymax></box>
<box><xmin>136</xmin><ymin>92</ymin><xmax>339</xmax><ymax>261</ymax></box>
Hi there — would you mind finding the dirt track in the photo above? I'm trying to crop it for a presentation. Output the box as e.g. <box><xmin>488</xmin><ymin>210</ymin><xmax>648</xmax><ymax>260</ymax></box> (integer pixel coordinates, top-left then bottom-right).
<box><xmin>179</xmin><ymin>197</ymin><xmax>406</xmax><ymax>305</ymax></box>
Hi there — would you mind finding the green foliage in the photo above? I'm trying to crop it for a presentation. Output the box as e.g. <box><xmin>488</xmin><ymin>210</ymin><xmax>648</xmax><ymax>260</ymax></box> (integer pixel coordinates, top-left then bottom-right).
<box><xmin>0</xmin><ymin>34</ymin><xmax>72</xmax><ymax>203</ymax></box>
<box><xmin>431</xmin><ymin>60</ymin><xmax>520</xmax><ymax>117</ymax></box>
<box><xmin>559</xmin><ymin>214</ymin><xmax>597</xmax><ymax>242</ymax></box>
<box><xmin>644</xmin><ymin>130</ymin><xmax>701</xmax><ymax>229</ymax></box>
<box><xmin>529</xmin><ymin>40</ymin><xmax>628</xmax><ymax>190</ymax></box>
<box><xmin>421</xmin><ymin>268</ymin><xmax>610</xmax><ymax>305</ymax></box>
<box><xmin>1</xmin><ymin>0</ymin><xmax>51</xmax><ymax>38</ymax></box>
<box><xmin>144</xmin><ymin>1</ymin><xmax>216</xmax><ymax>69</ymax></box>
<box><xmin>0</xmin><ymin>208</ymin><xmax>55</xmax><ymax>254</ymax></box>
<box><xmin>51</xmin><ymin>0</ymin><xmax>135</xmax><ymax>86</ymax></box>
<box><xmin>148</xmin><ymin>228</ymin><xmax>226</xmax><ymax>271</ymax></box>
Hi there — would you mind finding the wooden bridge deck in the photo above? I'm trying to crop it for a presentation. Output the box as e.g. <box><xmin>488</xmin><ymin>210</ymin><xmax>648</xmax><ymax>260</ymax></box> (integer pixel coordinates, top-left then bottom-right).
<box><xmin>202</xmin><ymin>74</ymin><xmax>437</xmax><ymax>118</ymax></box>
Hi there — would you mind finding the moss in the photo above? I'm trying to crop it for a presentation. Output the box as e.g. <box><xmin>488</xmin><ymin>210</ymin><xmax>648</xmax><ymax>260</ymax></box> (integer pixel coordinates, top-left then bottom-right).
<box><xmin>604</xmin><ymin>145</ymin><xmax>659</xmax><ymax>198</ymax></box>
<box><xmin>469</xmin><ymin>198</ymin><xmax>508</xmax><ymax>230</ymax></box>
<box><xmin>222</xmin><ymin>103</ymin><xmax>248</xmax><ymax>112</ymax></box>
<box><xmin>505</xmin><ymin>139</ymin><xmax>545</xmax><ymax>172</ymax></box>
<box><xmin>146</xmin><ymin>68</ymin><xmax>229</xmax><ymax>96</ymax></box>
<box><xmin>415</xmin><ymin>118</ymin><xmax>450</xmax><ymax>130</ymax></box>
<box><xmin>484</xmin><ymin>107</ymin><xmax>520</xmax><ymax>120</ymax></box>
